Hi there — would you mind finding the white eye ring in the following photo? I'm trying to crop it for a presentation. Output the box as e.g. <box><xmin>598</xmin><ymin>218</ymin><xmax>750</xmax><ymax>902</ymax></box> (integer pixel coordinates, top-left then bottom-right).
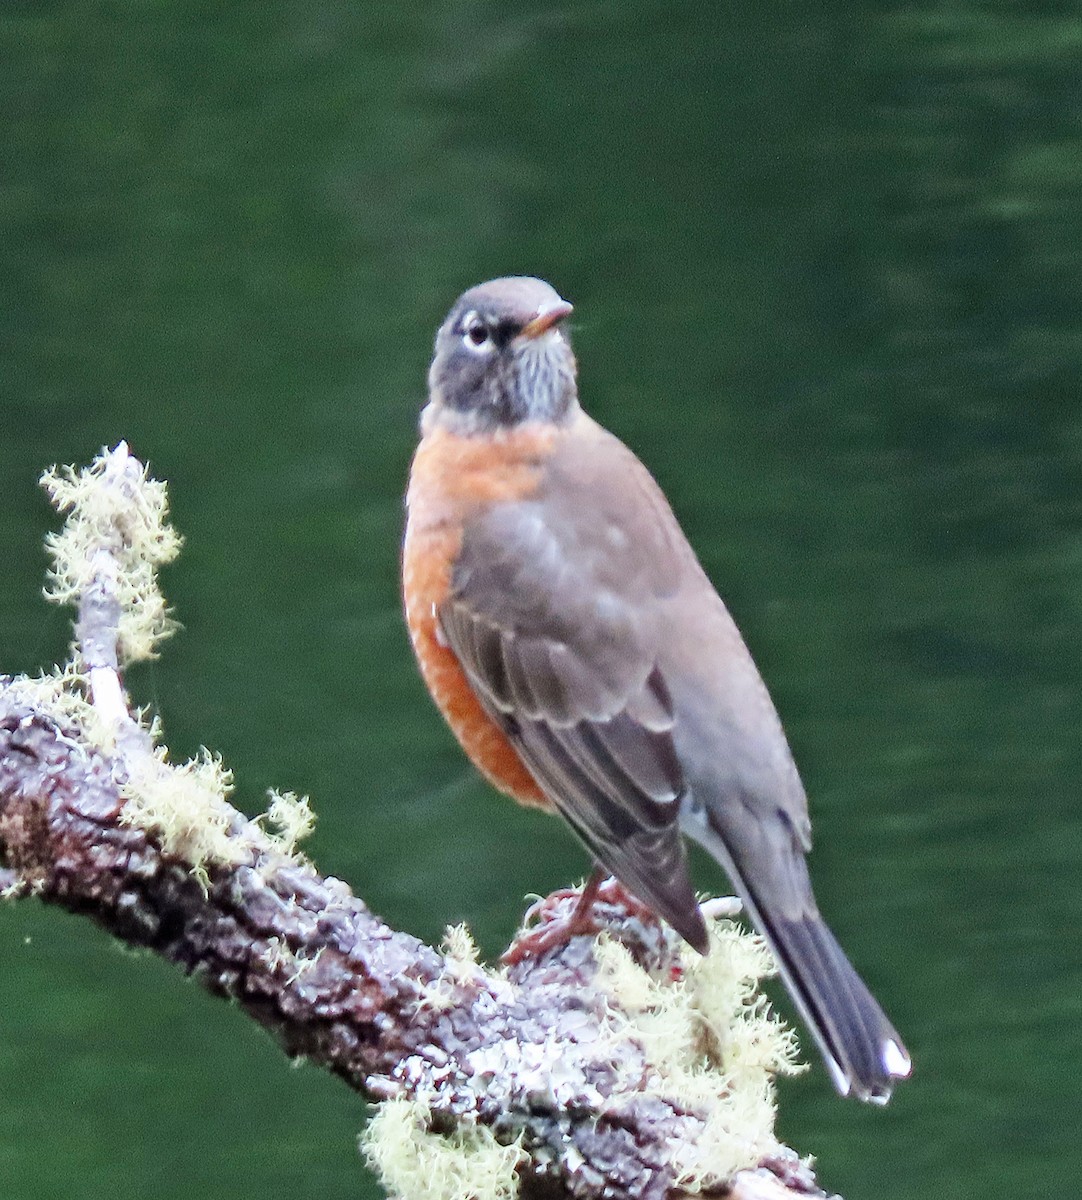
<box><xmin>461</xmin><ymin>310</ymin><xmax>493</xmax><ymax>353</ymax></box>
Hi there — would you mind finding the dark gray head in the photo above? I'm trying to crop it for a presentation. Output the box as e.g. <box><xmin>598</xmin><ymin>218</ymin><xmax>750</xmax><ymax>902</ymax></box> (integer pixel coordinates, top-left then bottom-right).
<box><xmin>425</xmin><ymin>277</ymin><xmax>578</xmax><ymax>433</ymax></box>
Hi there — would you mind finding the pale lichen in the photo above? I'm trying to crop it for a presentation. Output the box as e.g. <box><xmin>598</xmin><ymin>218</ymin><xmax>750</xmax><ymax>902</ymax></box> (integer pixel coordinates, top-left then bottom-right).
<box><xmin>441</xmin><ymin>923</ymin><xmax>481</xmax><ymax>974</ymax></box>
<box><xmin>119</xmin><ymin>746</ymin><xmax>243</xmax><ymax>884</ymax></box>
<box><xmin>414</xmin><ymin>924</ymin><xmax>488</xmax><ymax>1014</ymax></box>
<box><xmin>41</xmin><ymin>444</ymin><xmax>183</xmax><ymax>665</ymax></box>
<box><xmin>1</xmin><ymin>665</ymin><xmax>104</xmax><ymax>745</ymax></box>
<box><xmin>360</xmin><ymin>1099</ymin><xmax>525</xmax><ymax>1200</ymax></box>
<box><xmin>262</xmin><ymin>789</ymin><xmax>316</xmax><ymax>857</ymax></box>
<box><xmin>594</xmin><ymin>918</ymin><xmax>805</xmax><ymax>1193</ymax></box>
<box><xmin>258</xmin><ymin>937</ymin><xmax>325</xmax><ymax>986</ymax></box>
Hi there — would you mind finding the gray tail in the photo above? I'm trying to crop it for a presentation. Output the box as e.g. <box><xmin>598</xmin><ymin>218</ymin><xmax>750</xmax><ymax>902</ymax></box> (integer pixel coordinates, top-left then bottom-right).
<box><xmin>743</xmin><ymin>884</ymin><xmax>911</xmax><ymax>1103</ymax></box>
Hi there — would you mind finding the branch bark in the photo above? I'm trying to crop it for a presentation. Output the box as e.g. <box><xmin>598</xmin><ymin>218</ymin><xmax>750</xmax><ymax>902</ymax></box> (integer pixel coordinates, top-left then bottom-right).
<box><xmin>0</xmin><ymin>445</ymin><xmax>836</xmax><ymax>1200</ymax></box>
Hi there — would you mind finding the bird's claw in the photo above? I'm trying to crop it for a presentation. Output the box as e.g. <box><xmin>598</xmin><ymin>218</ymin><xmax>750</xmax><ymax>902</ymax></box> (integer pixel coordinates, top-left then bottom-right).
<box><xmin>502</xmin><ymin>874</ymin><xmax>664</xmax><ymax>966</ymax></box>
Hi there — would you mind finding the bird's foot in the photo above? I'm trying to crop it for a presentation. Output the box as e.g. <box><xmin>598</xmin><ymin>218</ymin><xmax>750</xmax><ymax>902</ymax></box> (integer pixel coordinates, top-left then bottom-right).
<box><xmin>501</xmin><ymin>871</ymin><xmax>663</xmax><ymax>965</ymax></box>
<box><xmin>501</xmin><ymin>870</ymin><xmax>605</xmax><ymax>965</ymax></box>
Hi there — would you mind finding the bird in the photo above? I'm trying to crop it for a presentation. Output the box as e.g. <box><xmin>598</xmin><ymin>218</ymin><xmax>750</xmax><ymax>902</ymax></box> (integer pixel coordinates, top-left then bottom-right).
<box><xmin>402</xmin><ymin>275</ymin><xmax>911</xmax><ymax>1103</ymax></box>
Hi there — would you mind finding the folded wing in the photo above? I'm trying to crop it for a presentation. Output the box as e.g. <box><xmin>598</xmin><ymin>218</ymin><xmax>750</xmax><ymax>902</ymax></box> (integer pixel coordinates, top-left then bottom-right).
<box><xmin>441</xmin><ymin>441</ymin><xmax>708</xmax><ymax>951</ymax></box>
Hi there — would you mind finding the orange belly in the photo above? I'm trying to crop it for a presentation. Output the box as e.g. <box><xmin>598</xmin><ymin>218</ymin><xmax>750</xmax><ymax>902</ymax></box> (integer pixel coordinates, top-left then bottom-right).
<box><xmin>402</xmin><ymin>427</ymin><xmax>552</xmax><ymax>810</ymax></box>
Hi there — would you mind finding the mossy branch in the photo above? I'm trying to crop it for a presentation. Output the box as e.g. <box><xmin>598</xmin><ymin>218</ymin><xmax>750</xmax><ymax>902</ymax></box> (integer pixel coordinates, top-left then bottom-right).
<box><xmin>0</xmin><ymin>445</ymin><xmax>836</xmax><ymax>1200</ymax></box>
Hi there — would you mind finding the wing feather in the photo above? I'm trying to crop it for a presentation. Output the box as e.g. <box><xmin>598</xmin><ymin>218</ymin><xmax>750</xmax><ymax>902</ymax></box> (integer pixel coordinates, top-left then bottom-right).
<box><xmin>440</xmin><ymin>430</ymin><xmax>708</xmax><ymax>950</ymax></box>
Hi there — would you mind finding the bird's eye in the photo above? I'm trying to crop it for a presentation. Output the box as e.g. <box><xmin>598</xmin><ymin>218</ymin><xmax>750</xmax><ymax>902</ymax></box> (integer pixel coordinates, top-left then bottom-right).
<box><xmin>462</xmin><ymin>316</ymin><xmax>493</xmax><ymax>352</ymax></box>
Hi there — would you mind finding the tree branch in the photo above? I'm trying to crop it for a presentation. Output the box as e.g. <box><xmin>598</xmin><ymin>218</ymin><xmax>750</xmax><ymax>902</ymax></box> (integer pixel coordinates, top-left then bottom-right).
<box><xmin>0</xmin><ymin>445</ymin><xmax>835</xmax><ymax>1200</ymax></box>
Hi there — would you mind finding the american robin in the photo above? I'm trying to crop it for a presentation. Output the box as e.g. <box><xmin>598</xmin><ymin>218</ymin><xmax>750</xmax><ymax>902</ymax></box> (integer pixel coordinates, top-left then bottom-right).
<box><xmin>402</xmin><ymin>276</ymin><xmax>911</xmax><ymax>1102</ymax></box>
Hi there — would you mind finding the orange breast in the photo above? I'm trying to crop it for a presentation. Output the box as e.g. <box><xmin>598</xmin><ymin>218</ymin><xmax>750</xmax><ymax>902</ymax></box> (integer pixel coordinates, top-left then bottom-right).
<box><xmin>402</xmin><ymin>425</ymin><xmax>554</xmax><ymax>810</ymax></box>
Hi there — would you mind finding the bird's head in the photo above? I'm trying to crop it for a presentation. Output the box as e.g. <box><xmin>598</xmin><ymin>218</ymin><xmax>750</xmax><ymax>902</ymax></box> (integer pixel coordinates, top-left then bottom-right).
<box><xmin>425</xmin><ymin>277</ymin><xmax>577</xmax><ymax>434</ymax></box>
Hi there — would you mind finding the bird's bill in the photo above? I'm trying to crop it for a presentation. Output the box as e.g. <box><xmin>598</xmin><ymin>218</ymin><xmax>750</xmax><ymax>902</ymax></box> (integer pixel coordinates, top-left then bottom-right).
<box><xmin>520</xmin><ymin>300</ymin><xmax>574</xmax><ymax>339</ymax></box>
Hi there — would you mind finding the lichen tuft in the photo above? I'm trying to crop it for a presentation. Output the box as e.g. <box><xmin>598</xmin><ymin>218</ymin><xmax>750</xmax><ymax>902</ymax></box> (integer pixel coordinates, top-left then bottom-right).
<box><xmin>595</xmin><ymin>915</ymin><xmax>805</xmax><ymax>1192</ymax></box>
<box><xmin>41</xmin><ymin>444</ymin><xmax>182</xmax><ymax>664</ymax></box>
<box><xmin>361</xmin><ymin>1099</ymin><xmax>524</xmax><ymax>1200</ymax></box>
<box><xmin>119</xmin><ymin>746</ymin><xmax>242</xmax><ymax>883</ymax></box>
<box><xmin>263</xmin><ymin>789</ymin><xmax>316</xmax><ymax>857</ymax></box>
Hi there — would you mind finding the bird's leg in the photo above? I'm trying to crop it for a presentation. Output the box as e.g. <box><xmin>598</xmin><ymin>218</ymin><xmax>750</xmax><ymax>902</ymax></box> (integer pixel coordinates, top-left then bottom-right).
<box><xmin>502</xmin><ymin>867</ymin><xmax>664</xmax><ymax>964</ymax></box>
<box><xmin>568</xmin><ymin>864</ymin><xmax>608</xmax><ymax>925</ymax></box>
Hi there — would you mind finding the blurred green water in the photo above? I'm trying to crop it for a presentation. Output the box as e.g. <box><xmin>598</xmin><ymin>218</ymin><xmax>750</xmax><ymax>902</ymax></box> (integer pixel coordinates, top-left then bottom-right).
<box><xmin>2</xmin><ymin>2</ymin><xmax>1081</xmax><ymax>1197</ymax></box>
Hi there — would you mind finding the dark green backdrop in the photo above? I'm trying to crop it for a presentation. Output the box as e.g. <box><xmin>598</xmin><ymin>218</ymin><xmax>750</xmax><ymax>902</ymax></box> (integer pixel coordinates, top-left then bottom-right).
<box><xmin>2</xmin><ymin>3</ymin><xmax>1080</xmax><ymax>1198</ymax></box>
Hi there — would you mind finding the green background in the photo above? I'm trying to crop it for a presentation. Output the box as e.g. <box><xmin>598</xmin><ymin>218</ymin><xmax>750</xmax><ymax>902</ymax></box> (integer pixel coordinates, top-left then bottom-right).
<box><xmin>2</xmin><ymin>3</ymin><xmax>1080</xmax><ymax>1197</ymax></box>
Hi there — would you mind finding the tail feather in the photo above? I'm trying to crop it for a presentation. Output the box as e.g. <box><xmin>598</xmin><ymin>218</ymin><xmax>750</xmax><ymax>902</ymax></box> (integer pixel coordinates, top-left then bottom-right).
<box><xmin>690</xmin><ymin>823</ymin><xmax>911</xmax><ymax>1102</ymax></box>
<box><xmin>762</xmin><ymin>907</ymin><xmax>909</xmax><ymax>1102</ymax></box>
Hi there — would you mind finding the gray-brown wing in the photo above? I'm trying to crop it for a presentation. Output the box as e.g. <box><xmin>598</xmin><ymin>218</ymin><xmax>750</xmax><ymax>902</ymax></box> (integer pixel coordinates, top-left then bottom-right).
<box><xmin>440</xmin><ymin>431</ymin><xmax>708</xmax><ymax>950</ymax></box>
